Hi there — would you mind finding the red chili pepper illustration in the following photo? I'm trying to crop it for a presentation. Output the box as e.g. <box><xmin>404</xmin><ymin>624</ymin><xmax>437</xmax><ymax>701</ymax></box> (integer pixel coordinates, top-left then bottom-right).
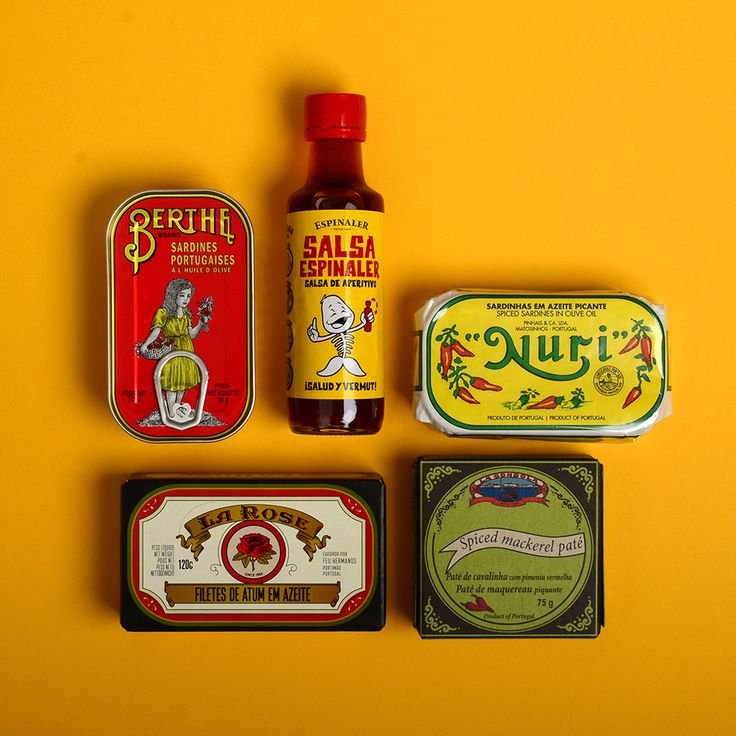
<box><xmin>466</xmin><ymin>595</ymin><xmax>494</xmax><ymax>613</ymax></box>
<box><xmin>615</xmin><ymin>319</ymin><xmax>656</xmax><ymax>408</ymax></box>
<box><xmin>527</xmin><ymin>395</ymin><xmax>563</xmax><ymax>410</ymax></box>
<box><xmin>640</xmin><ymin>334</ymin><xmax>653</xmax><ymax>367</ymax></box>
<box><xmin>475</xmin><ymin>595</ymin><xmax>493</xmax><ymax>612</ymax></box>
<box><xmin>619</xmin><ymin>336</ymin><xmax>640</xmax><ymax>354</ymax></box>
<box><xmin>456</xmin><ymin>387</ymin><xmax>480</xmax><ymax>404</ymax></box>
<box><xmin>470</xmin><ymin>377</ymin><xmax>502</xmax><ymax>391</ymax></box>
<box><xmin>440</xmin><ymin>344</ymin><xmax>453</xmax><ymax>378</ymax></box>
<box><xmin>436</xmin><ymin>325</ymin><xmax>496</xmax><ymax>403</ymax></box>
<box><xmin>451</xmin><ymin>340</ymin><xmax>474</xmax><ymax>357</ymax></box>
<box><xmin>622</xmin><ymin>386</ymin><xmax>642</xmax><ymax>409</ymax></box>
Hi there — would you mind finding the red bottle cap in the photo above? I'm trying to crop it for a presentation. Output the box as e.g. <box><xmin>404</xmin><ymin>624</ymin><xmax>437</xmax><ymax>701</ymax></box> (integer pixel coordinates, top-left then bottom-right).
<box><xmin>304</xmin><ymin>93</ymin><xmax>367</xmax><ymax>141</ymax></box>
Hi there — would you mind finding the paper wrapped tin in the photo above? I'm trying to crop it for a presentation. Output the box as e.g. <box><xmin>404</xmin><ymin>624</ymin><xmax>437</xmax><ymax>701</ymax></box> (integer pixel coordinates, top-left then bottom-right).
<box><xmin>414</xmin><ymin>290</ymin><xmax>670</xmax><ymax>438</ymax></box>
<box><xmin>417</xmin><ymin>457</ymin><xmax>603</xmax><ymax>638</ymax></box>
<box><xmin>121</xmin><ymin>475</ymin><xmax>385</xmax><ymax>631</ymax></box>
<box><xmin>107</xmin><ymin>190</ymin><xmax>254</xmax><ymax>442</ymax></box>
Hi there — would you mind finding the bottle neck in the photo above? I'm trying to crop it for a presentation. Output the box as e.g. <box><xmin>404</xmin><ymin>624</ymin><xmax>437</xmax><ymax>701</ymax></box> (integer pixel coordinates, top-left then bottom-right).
<box><xmin>306</xmin><ymin>138</ymin><xmax>365</xmax><ymax>184</ymax></box>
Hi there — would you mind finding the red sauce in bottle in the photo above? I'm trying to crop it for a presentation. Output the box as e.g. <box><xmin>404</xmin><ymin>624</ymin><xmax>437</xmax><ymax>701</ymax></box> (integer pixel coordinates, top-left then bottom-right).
<box><xmin>287</xmin><ymin>94</ymin><xmax>384</xmax><ymax>434</ymax></box>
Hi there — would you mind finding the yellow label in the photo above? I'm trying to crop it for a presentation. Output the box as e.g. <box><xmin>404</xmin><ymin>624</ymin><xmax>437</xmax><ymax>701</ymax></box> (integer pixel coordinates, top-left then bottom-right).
<box><xmin>423</xmin><ymin>293</ymin><xmax>667</xmax><ymax>430</ymax></box>
<box><xmin>287</xmin><ymin>210</ymin><xmax>384</xmax><ymax>399</ymax></box>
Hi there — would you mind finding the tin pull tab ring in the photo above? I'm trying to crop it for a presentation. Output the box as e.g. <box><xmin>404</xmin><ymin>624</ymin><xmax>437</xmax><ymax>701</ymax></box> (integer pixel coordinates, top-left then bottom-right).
<box><xmin>153</xmin><ymin>351</ymin><xmax>209</xmax><ymax>431</ymax></box>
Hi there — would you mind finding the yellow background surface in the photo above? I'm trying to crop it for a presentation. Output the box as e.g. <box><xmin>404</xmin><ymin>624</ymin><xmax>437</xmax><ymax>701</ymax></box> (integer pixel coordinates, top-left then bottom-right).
<box><xmin>2</xmin><ymin>1</ymin><xmax>734</xmax><ymax>734</ymax></box>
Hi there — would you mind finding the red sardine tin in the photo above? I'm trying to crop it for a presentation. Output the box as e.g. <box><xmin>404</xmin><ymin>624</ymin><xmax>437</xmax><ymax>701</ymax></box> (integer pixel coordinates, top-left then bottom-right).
<box><xmin>107</xmin><ymin>190</ymin><xmax>254</xmax><ymax>441</ymax></box>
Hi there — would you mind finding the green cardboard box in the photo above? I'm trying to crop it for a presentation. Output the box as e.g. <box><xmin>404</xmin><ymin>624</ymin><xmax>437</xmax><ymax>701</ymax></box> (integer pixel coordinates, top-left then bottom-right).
<box><xmin>417</xmin><ymin>457</ymin><xmax>603</xmax><ymax>638</ymax></box>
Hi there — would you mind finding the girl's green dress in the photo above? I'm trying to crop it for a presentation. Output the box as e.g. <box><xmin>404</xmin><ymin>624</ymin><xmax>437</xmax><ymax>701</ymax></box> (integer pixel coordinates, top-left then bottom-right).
<box><xmin>152</xmin><ymin>308</ymin><xmax>200</xmax><ymax>391</ymax></box>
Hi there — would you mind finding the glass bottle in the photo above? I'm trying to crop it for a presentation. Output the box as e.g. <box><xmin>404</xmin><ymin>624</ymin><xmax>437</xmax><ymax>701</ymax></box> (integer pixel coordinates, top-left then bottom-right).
<box><xmin>287</xmin><ymin>93</ymin><xmax>384</xmax><ymax>434</ymax></box>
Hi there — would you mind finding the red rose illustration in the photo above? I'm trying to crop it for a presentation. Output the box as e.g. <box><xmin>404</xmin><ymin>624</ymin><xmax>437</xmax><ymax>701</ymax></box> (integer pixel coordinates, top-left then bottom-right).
<box><xmin>233</xmin><ymin>532</ymin><xmax>275</xmax><ymax>571</ymax></box>
<box><xmin>237</xmin><ymin>533</ymin><xmax>272</xmax><ymax>557</ymax></box>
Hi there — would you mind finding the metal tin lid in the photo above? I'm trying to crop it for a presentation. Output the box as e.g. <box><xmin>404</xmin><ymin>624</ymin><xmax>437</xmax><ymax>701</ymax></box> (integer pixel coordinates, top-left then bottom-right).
<box><xmin>107</xmin><ymin>190</ymin><xmax>255</xmax><ymax>442</ymax></box>
<box><xmin>414</xmin><ymin>290</ymin><xmax>670</xmax><ymax>438</ymax></box>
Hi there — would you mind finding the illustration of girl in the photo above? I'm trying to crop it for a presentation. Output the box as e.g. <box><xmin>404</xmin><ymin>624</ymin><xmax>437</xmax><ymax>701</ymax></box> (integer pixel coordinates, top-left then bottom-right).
<box><xmin>137</xmin><ymin>278</ymin><xmax>210</xmax><ymax>420</ymax></box>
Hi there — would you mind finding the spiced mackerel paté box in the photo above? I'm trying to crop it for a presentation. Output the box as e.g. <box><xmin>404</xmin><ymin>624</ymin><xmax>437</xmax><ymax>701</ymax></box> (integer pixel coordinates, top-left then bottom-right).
<box><xmin>417</xmin><ymin>458</ymin><xmax>603</xmax><ymax>638</ymax></box>
<box><xmin>122</xmin><ymin>476</ymin><xmax>385</xmax><ymax>631</ymax></box>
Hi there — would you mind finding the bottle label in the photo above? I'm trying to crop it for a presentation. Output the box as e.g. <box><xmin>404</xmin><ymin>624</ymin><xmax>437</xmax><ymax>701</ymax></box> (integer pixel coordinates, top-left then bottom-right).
<box><xmin>287</xmin><ymin>210</ymin><xmax>384</xmax><ymax>399</ymax></box>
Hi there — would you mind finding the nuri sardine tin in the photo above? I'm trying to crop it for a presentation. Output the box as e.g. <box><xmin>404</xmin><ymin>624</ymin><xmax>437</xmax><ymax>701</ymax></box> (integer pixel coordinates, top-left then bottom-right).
<box><xmin>414</xmin><ymin>290</ymin><xmax>670</xmax><ymax>438</ymax></box>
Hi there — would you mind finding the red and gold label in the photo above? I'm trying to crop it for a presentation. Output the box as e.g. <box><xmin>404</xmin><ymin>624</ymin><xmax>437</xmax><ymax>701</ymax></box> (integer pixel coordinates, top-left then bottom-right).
<box><xmin>108</xmin><ymin>190</ymin><xmax>254</xmax><ymax>441</ymax></box>
<box><xmin>127</xmin><ymin>484</ymin><xmax>377</xmax><ymax>626</ymax></box>
<box><xmin>287</xmin><ymin>210</ymin><xmax>384</xmax><ymax>399</ymax></box>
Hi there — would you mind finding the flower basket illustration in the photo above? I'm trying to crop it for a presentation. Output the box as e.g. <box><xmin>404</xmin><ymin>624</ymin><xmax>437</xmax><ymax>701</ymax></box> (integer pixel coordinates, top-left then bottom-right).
<box><xmin>136</xmin><ymin>336</ymin><xmax>176</xmax><ymax>360</ymax></box>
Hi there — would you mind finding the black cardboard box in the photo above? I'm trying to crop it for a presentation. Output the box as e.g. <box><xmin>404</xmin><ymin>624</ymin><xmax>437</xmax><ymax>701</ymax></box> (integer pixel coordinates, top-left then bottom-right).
<box><xmin>122</xmin><ymin>475</ymin><xmax>385</xmax><ymax>631</ymax></box>
<box><xmin>417</xmin><ymin>458</ymin><xmax>603</xmax><ymax>638</ymax></box>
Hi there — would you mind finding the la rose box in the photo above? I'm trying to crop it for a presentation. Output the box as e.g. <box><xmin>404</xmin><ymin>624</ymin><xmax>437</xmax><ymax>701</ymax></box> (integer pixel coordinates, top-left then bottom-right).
<box><xmin>122</xmin><ymin>475</ymin><xmax>385</xmax><ymax>631</ymax></box>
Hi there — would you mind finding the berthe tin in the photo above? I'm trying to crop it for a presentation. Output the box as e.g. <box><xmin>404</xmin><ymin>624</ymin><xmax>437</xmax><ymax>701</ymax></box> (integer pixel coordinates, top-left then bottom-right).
<box><xmin>107</xmin><ymin>190</ymin><xmax>254</xmax><ymax>441</ymax></box>
<box><xmin>122</xmin><ymin>475</ymin><xmax>385</xmax><ymax>631</ymax></box>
